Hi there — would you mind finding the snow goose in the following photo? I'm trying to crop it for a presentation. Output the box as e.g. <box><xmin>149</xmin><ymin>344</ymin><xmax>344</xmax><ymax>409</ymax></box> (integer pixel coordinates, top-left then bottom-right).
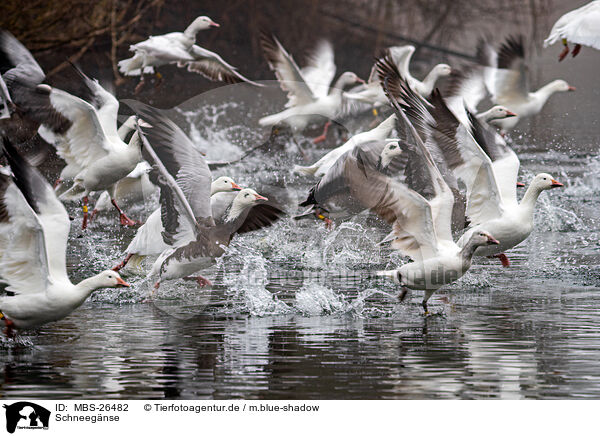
<box><xmin>112</xmin><ymin>175</ymin><xmax>242</xmax><ymax>272</ymax></box>
<box><xmin>0</xmin><ymin>30</ymin><xmax>68</xmax><ymax>143</ymax></box>
<box><xmin>544</xmin><ymin>1</ymin><xmax>600</xmax><ymax>61</ymax></box>
<box><xmin>344</xmin><ymin>45</ymin><xmax>451</xmax><ymax>108</ymax></box>
<box><xmin>293</xmin><ymin>114</ymin><xmax>396</xmax><ymax>177</ymax></box>
<box><xmin>0</xmin><ymin>137</ymin><xmax>129</xmax><ymax>334</ymax></box>
<box><xmin>295</xmin><ymin>139</ymin><xmax>408</xmax><ymax>227</ymax></box>
<box><xmin>123</xmin><ymin>102</ymin><xmax>283</xmax><ymax>292</ymax></box>
<box><xmin>89</xmin><ymin>116</ymin><xmax>157</xmax><ymax>222</ymax></box>
<box><xmin>36</xmin><ymin>66</ymin><xmax>142</xmax><ymax>229</ymax></box>
<box><xmin>349</xmin><ymin>84</ymin><xmax>499</xmax><ymax>313</ymax></box>
<box><xmin>484</xmin><ymin>36</ymin><xmax>575</xmax><ymax>132</ymax></box>
<box><xmin>380</xmin><ymin>59</ymin><xmax>564</xmax><ymax>267</ymax></box>
<box><xmin>258</xmin><ymin>32</ymin><xmax>364</xmax><ymax>143</ymax></box>
<box><xmin>119</xmin><ymin>16</ymin><xmax>260</xmax><ymax>92</ymax></box>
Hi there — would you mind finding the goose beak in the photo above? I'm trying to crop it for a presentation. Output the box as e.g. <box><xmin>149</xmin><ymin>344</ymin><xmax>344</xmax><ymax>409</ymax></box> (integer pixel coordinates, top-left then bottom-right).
<box><xmin>516</xmin><ymin>181</ymin><xmax>525</xmax><ymax>188</ymax></box>
<box><xmin>567</xmin><ymin>86</ymin><xmax>576</xmax><ymax>91</ymax></box>
<box><xmin>356</xmin><ymin>77</ymin><xmax>366</xmax><ymax>84</ymax></box>
<box><xmin>116</xmin><ymin>277</ymin><xmax>130</xmax><ymax>288</ymax></box>
<box><xmin>487</xmin><ymin>236</ymin><xmax>500</xmax><ymax>245</ymax></box>
<box><xmin>231</xmin><ymin>182</ymin><xmax>242</xmax><ymax>191</ymax></box>
<box><xmin>254</xmin><ymin>194</ymin><xmax>268</xmax><ymax>201</ymax></box>
<box><xmin>551</xmin><ymin>179</ymin><xmax>564</xmax><ymax>188</ymax></box>
<box><xmin>505</xmin><ymin>110</ymin><xmax>517</xmax><ymax>117</ymax></box>
<box><xmin>210</xmin><ymin>21</ymin><xmax>220</xmax><ymax>28</ymax></box>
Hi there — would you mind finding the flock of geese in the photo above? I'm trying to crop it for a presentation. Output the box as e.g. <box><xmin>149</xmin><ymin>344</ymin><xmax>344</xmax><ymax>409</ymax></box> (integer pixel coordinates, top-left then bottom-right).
<box><xmin>0</xmin><ymin>2</ymin><xmax>598</xmax><ymax>336</ymax></box>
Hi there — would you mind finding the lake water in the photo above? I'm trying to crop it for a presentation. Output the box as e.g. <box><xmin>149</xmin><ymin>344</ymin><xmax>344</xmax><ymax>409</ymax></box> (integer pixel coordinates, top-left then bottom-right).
<box><xmin>1</xmin><ymin>18</ymin><xmax>599</xmax><ymax>399</ymax></box>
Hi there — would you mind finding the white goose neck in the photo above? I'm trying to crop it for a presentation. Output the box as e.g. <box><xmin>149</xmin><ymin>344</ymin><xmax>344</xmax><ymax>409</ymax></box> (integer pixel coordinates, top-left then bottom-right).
<box><xmin>74</xmin><ymin>275</ymin><xmax>105</xmax><ymax>299</ymax></box>
<box><xmin>533</xmin><ymin>81</ymin><xmax>562</xmax><ymax>105</ymax></box>
<box><xmin>519</xmin><ymin>183</ymin><xmax>544</xmax><ymax>217</ymax></box>
<box><xmin>226</xmin><ymin>199</ymin><xmax>249</xmax><ymax>222</ymax></box>
<box><xmin>420</xmin><ymin>67</ymin><xmax>444</xmax><ymax>95</ymax></box>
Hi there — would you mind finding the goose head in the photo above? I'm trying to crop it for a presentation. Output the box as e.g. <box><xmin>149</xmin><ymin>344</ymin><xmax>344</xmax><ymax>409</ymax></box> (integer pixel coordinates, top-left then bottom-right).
<box><xmin>226</xmin><ymin>188</ymin><xmax>268</xmax><ymax>221</ymax></box>
<box><xmin>530</xmin><ymin>173</ymin><xmax>564</xmax><ymax>191</ymax></box>
<box><xmin>550</xmin><ymin>79</ymin><xmax>576</xmax><ymax>93</ymax></box>
<box><xmin>431</xmin><ymin>63</ymin><xmax>452</xmax><ymax>78</ymax></box>
<box><xmin>468</xmin><ymin>231</ymin><xmax>500</xmax><ymax>247</ymax></box>
<box><xmin>378</xmin><ymin>140</ymin><xmax>402</xmax><ymax>170</ymax></box>
<box><xmin>335</xmin><ymin>72</ymin><xmax>365</xmax><ymax>89</ymax></box>
<box><xmin>186</xmin><ymin>16</ymin><xmax>220</xmax><ymax>36</ymax></box>
<box><xmin>480</xmin><ymin>106</ymin><xmax>517</xmax><ymax>123</ymax></box>
<box><xmin>92</xmin><ymin>270</ymin><xmax>130</xmax><ymax>289</ymax></box>
<box><xmin>211</xmin><ymin>176</ymin><xmax>242</xmax><ymax>195</ymax></box>
<box><xmin>234</xmin><ymin>188</ymin><xmax>268</xmax><ymax>206</ymax></box>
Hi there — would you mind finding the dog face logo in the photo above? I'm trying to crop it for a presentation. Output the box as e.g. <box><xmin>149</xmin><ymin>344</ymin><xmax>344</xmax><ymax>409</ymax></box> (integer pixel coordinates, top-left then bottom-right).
<box><xmin>3</xmin><ymin>402</ymin><xmax>50</xmax><ymax>433</ymax></box>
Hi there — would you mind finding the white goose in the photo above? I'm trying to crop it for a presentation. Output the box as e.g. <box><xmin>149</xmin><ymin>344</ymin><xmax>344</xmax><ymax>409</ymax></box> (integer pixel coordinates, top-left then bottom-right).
<box><xmin>89</xmin><ymin>116</ymin><xmax>157</xmax><ymax>222</ymax></box>
<box><xmin>293</xmin><ymin>114</ymin><xmax>396</xmax><ymax>177</ymax></box>
<box><xmin>119</xmin><ymin>16</ymin><xmax>260</xmax><ymax>92</ymax></box>
<box><xmin>113</xmin><ymin>175</ymin><xmax>242</xmax><ymax>272</ymax></box>
<box><xmin>544</xmin><ymin>1</ymin><xmax>600</xmax><ymax>61</ymax></box>
<box><xmin>482</xmin><ymin>36</ymin><xmax>575</xmax><ymax>132</ymax></box>
<box><xmin>381</xmin><ymin>59</ymin><xmax>565</xmax><ymax>267</ymax></box>
<box><xmin>345</xmin><ymin>86</ymin><xmax>499</xmax><ymax>313</ymax></box>
<box><xmin>258</xmin><ymin>32</ymin><xmax>364</xmax><ymax>143</ymax></box>
<box><xmin>36</xmin><ymin>67</ymin><xmax>142</xmax><ymax>229</ymax></box>
<box><xmin>125</xmin><ymin>101</ymin><xmax>283</xmax><ymax>292</ymax></box>
<box><xmin>344</xmin><ymin>45</ymin><xmax>451</xmax><ymax>107</ymax></box>
<box><xmin>0</xmin><ymin>138</ymin><xmax>129</xmax><ymax>334</ymax></box>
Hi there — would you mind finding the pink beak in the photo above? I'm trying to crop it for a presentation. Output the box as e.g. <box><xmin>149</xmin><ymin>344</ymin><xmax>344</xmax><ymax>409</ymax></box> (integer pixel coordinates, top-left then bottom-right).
<box><xmin>356</xmin><ymin>77</ymin><xmax>366</xmax><ymax>84</ymax></box>
<box><xmin>210</xmin><ymin>21</ymin><xmax>220</xmax><ymax>28</ymax></box>
<box><xmin>254</xmin><ymin>194</ymin><xmax>268</xmax><ymax>201</ymax></box>
<box><xmin>551</xmin><ymin>179</ymin><xmax>564</xmax><ymax>188</ymax></box>
<box><xmin>567</xmin><ymin>86</ymin><xmax>576</xmax><ymax>91</ymax></box>
<box><xmin>487</xmin><ymin>236</ymin><xmax>500</xmax><ymax>245</ymax></box>
<box><xmin>231</xmin><ymin>182</ymin><xmax>242</xmax><ymax>191</ymax></box>
<box><xmin>116</xmin><ymin>277</ymin><xmax>130</xmax><ymax>287</ymax></box>
<box><xmin>516</xmin><ymin>182</ymin><xmax>525</xmax><ymax>188</ymax></box>
<box><xmin>505</xmin><ymin>110</ymin><xmax>517</xmax><ymax>117</ymax></box>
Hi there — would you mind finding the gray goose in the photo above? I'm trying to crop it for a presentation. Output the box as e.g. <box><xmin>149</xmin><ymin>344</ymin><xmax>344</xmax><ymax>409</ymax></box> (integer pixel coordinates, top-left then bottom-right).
<box><xmin>125</xmin><ymin>101</ymin><xmax>284</xmax><ymax>294</ymax></box>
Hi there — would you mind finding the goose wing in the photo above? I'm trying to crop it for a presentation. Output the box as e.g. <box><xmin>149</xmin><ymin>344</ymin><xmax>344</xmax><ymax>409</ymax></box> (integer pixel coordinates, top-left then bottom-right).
<box><xmin>0</xmin><ymin>138</ymin><xmax>70</xmax><ymax>295</ymax></box>
<box><xmin>259</xmin><ymin>32</ymin><xmax>316</xmax><ymax>107</ymax></box>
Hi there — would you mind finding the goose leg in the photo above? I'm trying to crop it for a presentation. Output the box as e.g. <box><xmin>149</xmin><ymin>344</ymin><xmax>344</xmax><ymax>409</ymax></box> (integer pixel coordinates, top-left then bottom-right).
<box><xmin>422</xmin><ymin>290</ymin><xmax>435</xmax><ymax>315</ymax></box>
<box><xmin>112</xmin><ymin>253</ymin><xmax>133</xmax><ymax>272</ymax></box>
<box><xmin>398</xmin><ymin>286</ymin><xmax>409</xmax><ymax>302</ymax></box>
<box><xmin>492</xmin><ymin>253</ymin><xmax>510</xmax><ymax>267</ymax></box>
<box><xmin>559</xmin><ymin>39</ymin><xmax>570</xmax><ymax>61</ymax></box>
<box><xmin>53</xmin><ymin>178</ymin><xmax>63</xmax><ymax>190</ymax></box>
<box><xmin>111</xmin><ymin>199</ymin><xmax>140</xmax><ymax>227</ymax></box>
<box><xmin>81</xmin><ymin>196</ymin><xmax>89</xmax><ymax>230</ymax></box>
<box><xmin>312</xmin><ymin>121</ymin><xmax>332</xmax><ymax>144</ymax></box>
<box><xmin>183</xmin><ymin>275</ymin><xmax>213</xmax><ymax>287</ymax></box>
<box><xmin>154</xmin><ymin>71</ymin><xmax>163</xmax><ymax>88</ymax></box>
<box><xmin>572</xmin><ymin>44</ymin><xmax>582</xmax><ymax>58</ymax></box>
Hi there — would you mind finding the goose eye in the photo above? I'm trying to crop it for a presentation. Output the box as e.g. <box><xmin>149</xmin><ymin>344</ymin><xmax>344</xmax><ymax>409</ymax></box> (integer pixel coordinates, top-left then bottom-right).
<box><xmin>245</xmin><ymin>194</ymin><xmax>249</xmax><ymax>197</ymax></box>
<box><xmin>389</xmin><ymin>145</ymin><xmax>396</xmax><ymax>150</ymax></box>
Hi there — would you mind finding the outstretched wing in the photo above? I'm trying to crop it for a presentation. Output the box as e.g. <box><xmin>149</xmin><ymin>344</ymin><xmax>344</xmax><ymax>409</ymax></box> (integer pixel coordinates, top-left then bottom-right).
<box><xmin>181</xmin><ymin>45</ymin><xmax>263</xmax><ymax>87</ymax></box>
<box><xmin>0</xmin><ymin>138</ymin><xmax>70</xmax><ymax>295</ymax></box>
<box><xmin>259</xmin><ymin>32</ymin><xmax>316</xmax><ymax>107</ymax></box>
<box><xmin>300</xmin><ymin>40</ymin><xmax>336</xmax><ymax>97</ymax></box>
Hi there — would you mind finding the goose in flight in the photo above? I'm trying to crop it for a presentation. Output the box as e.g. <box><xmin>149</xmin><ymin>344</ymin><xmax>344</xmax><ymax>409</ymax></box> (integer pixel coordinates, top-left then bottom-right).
<box><xmin>35</xmin><ymin>68</ymin><xmax>142</xmax><ymax>229</ymax></box>
<box><xmin>0</xmin><ymin>138</ymin><xmax>129</xmax><ymax>336</ymax></box>
<box><xmin>344</xmin><ymin>45</ymin><xmax>451</xmax><ymax>108</ymax></box>
<box><xmin>378</xmin><ymin>56</ymin><xmax>564</xmax><ymax>268</ymax></box>
<box><xmin>119</xmin><ymin>16</ymin><xmax>261</xmax><ymax>93</ymax></box>
<box><xmin>124</xmin><ymin>101</ymin><xmax>284</xmax><ymax>293</ymax></box>
<box><xmin>544</xmin><ymin>1</ymin><xmax>600</xmax><ymax>61</ymax></box>
<box><xmin>480</xmin><ymin>36</ymin><xmax>575</xmax><ymax>132</ymax></box>
<box><xmin>259</xmin><ymin>32</ymin><xmax>364</xmax><ymax>143</ymax></box>
<box><xmin>345</xmin><ymin>77</ymin><xmax>499</xmax><ymax>313</ymax></box>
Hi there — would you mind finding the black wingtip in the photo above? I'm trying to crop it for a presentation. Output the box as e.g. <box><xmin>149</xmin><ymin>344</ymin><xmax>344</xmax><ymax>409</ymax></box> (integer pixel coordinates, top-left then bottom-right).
<box><xmin>298</xmin><ymin>186</ymin><xmax>317</xmax><ymax>207</ymax></box>
<box><xmin>2</xmin><ymin>136</ymin><xmax>39</xmax><ymax>214</ymax></box>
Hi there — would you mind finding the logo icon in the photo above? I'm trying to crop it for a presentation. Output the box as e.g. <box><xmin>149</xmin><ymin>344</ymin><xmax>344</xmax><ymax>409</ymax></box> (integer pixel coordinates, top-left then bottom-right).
<box><xmin>3</xmin><ymin>402</ymin><xmax>50</xmax><ymax>433</ymax></box>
